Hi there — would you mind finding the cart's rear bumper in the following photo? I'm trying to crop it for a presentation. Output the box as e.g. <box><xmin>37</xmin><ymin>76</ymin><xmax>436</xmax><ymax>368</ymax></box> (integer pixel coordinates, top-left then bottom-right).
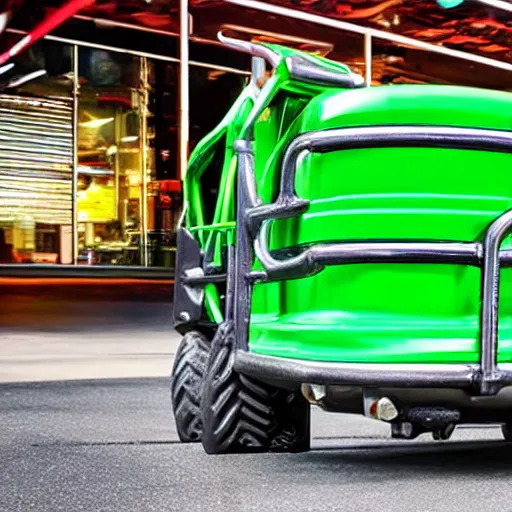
<box><xmin>235</xmin><ymin>350</ymin><xmax>512</xmax><ymax>390</ymax></box>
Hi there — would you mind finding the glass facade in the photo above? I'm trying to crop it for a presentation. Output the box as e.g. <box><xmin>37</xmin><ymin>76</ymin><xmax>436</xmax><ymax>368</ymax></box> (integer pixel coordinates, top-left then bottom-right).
<box><xmin>0</xmin><ymin>40</ymin><xmax>247</xmax><ymax>268</ymax></box>
<box><xmin>1</xmin><ymin>21</ymin><xmax>504</xmax><ymax>270</ymax></box>
<box><xmin>77</xmin><ymin>49</ymin><xmax>145</xmax><ymax>265</ymax></box>
<box><xmin>0</xmin><ymin>40</ymin><xmax>73</xmax><ymax>265</ymax></box>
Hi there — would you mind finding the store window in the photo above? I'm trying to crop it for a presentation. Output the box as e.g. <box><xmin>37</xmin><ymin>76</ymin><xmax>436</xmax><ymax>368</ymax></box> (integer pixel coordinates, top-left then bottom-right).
<box><xmin>76</xmin><ymin>51</ymin><xmax>183</xmax><ymax>268</ymax></box>
<box><xmin>0</xmin><ymin>39</ymin><xmax>248</xmax><ymax>269</ymax></box>
<box><xmin>77</xmin><ymin>48</ymin><xmax>142</xmax><ymax>265</ymax></box>
<box><xmin>0</xmin><ymin>40</ymin><xmax>73</xmax><ymax>265</ymax></box>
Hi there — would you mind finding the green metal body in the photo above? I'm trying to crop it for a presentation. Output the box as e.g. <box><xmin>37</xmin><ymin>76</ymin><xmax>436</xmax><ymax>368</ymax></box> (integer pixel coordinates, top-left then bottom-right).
<box><xmin>183</xmin><ymin>43</ymin><xmax>512</xmax><ymax>366</ymax></box>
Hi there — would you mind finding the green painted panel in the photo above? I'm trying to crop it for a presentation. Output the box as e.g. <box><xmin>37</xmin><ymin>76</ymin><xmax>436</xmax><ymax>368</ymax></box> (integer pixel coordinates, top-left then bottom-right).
<box><xmin>249</xmin><ymin>84</ymin><xmax>512</xmax><ymax>364</ymax></box>
<box><xmin>181</xmin><ymin>41</ymin><xmax>512</xmax><ymax>366</ymax></box>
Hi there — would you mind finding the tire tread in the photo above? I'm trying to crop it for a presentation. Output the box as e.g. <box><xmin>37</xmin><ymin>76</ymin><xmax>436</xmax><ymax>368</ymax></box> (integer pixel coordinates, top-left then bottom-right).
<box><xmin>201</xmin><ymin>322</ymin><xmax>311</xmax><ymax>454</ymax></box>
<box><xmin>171</xmin><ymin>331</ymin><xmax>210</xmax><ymax>443</ymax></box>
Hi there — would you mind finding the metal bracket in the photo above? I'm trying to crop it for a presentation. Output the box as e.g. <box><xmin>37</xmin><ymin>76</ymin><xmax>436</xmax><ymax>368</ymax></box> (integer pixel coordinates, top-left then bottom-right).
<box><xmin>172</xmin><ymin>228</ymin><xmax>204</xmax><ymax>330</ymax></box>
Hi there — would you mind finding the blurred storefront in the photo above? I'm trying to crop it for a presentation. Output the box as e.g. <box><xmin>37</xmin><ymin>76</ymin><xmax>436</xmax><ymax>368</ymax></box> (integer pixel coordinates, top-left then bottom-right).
<box><xmin>0</xmin><ymin>0</ymin><xmax>511</xmax><ymax>272</ymax></box>
<box><xmin>0</xmin><ymin>31</ymin><xmax>248</xmax><ymax>270</ymax></box>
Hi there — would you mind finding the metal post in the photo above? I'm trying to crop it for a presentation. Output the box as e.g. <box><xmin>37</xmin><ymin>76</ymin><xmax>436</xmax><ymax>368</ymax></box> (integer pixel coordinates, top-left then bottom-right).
<box><xmin>140</xmin><ymin>57</ymin><xmax>149</xmax><ymax>267</ymax></box>
<box><xmin>251</xmin><ymin>56</ymin><xmax>266</xmax><ymax>88</ymax></box>
<box><xmin>480</xmin><ymin>209</ymin><xmax>512</xmax><ymax>394</ymax></box>
<box><xmin>114</xmin><ymin>107</ymin><xmax>121</xmax><ymax>223</ymax></box>
<box><xmin>233</xmin><ymin>142</ymin><xmax>255</xmax><ymax>352</ymax></box>
<box><xmin>71</xmin><ymin>44</ymin><xmax>79</xmax><ymax>264</ymax></box>
<box><xmin>179</xmin><ymin>0</ymin><xmax>189</xmax><ymax>181</ymax></box>
<box><xmin>364</xmin><ymin>33</ymin><xmax>372</xmax><ymax>87</ymax></box>
<box><xmin>5</xmin><ymin>27</ymin><xmax>254</xmax><ymax>77</ymax></box>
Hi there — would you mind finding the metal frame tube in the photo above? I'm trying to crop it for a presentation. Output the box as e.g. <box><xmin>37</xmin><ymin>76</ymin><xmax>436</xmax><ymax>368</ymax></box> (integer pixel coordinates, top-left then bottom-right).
<box><xmin>233</xmin><ymin>140</ymin><xmax>255</xmax><ymax>352</ymax></box>
<box><xmin>222</xmin><ymin>0</ymin><xmax>512</xmax><ymax>73</ymax></box>
<box><xmin>218</xmin><ymin>31</ymin><xmax>280</xmax><ymax>69</ymax></box>
<box><xmin>73</xmin><ymin>14</ymin><xmax>228</xmax><ymax>49</ymax></box>
<box><xmin>245</xmin><ymin>125</ymin><xmax>512</xmax><ymax>280</ymax></box>
<box><xmin>71</xmin><ymin>44</ymin><xmax>79</xmax><ymax>264</ymax></box>
<box><xmin>250</xmin><ymin>56</ymin><xmax>266</xmax><ymax>87</ymax></box>
<box><xmin>179</xmin><ymin>0</ymin><xmax>189</xmax><ymax>182</ymax></box>
<box><xmin>364</xmin><ymin>33</ymin><xmax>372</xmax><ymax>87</ymax></box>
<box><xmin>480</xmin><ymin>210</ymin><xmax>512</xmax><ymax>393</ymax></box>
<box><xmin>224</xmin><ymin>241</ymin><xmax>236</xmax><ymax>322</ymax></box>
<box><xmin>114</xmin><ymin>107</ymin><xmax>121</xmax><ymax>224</ymax></box>
<box><xmin>140</xmin><ymin>57</ymin><xmax>149</xmax><ymax>267</ymax></box>
<box><xmin>235</xmin><ymin>352</ymin><xmax>478</xmax><ymax>388</ymax></box>
<box><xmin>5</xmin><ymin>28</ymin><xmax>250</xmax><ymax>76</ymax></box>
<box><xmin>278</xmin><ymin>126</ymin><xmax>512</xmax><ymax>200</ymax></box>
<box><xmin>219</xmin><ymin>24</ymin><xmax>334</xmax><ymax>56</ymax></box>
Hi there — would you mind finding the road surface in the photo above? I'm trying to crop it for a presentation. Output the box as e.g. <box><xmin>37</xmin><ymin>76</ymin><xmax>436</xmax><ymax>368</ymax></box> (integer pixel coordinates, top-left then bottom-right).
<box><xmin>1</xmin><ymin>297</ymin><xmax>511</xmax><ymax>511</ymax></box>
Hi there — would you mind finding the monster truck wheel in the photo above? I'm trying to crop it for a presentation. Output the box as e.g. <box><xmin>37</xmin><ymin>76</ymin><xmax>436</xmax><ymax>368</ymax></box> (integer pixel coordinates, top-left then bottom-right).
<box><xmin>200</xmin><ymin>322</ymin><xmax>310</xmax><ymax>454</ymax></box>
<box><xmin>171</xmin><ymin>331</ymin><xmax>210</xmax><ymax>443</ymax></box>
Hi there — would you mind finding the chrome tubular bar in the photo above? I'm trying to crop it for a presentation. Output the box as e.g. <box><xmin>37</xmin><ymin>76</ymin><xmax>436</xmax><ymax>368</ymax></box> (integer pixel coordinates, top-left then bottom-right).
<box><xmin>219</xmin><ymin>24</ymin><xmax>334</xmax><ymax>57</ymax></box>
<box><xmin>217</xmin><ymin>30</ymin><xmax>281</xmax><ymax>69</ymax></box>
<box><xmin>233</xmin><ymin>124</ymin><xmax>512</xmax><ymax>394</ymax></box>
<box><xmin>481</xmin><ymin>210</ymin><xmax>512</xmax><ymax>394</ymax></box>
<box><xmin>235</xmin><ymin>352</ymin><xmax>479</xmax><ymax>388</ymax></box>
<box><xmin>278</xmin><ymin>126</ymin><xmax>512</xmax><ymax>201</ymax></box>
<box><xmin>254</xmin><ymin>222</ymin><xmax>486</xmax><ymax>281</ymax></box>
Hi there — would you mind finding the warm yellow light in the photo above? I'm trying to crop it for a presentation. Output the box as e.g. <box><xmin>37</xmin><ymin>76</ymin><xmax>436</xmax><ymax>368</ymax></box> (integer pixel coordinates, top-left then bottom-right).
<box><xmin>121</xmin><ymin>136</ymin><xmax>139</xmax><ymax>143</ymax></box>
<box><xmin>79</xmin><ymin>117</ymin><xmax>114</xmax><ymax>128</ymax></box>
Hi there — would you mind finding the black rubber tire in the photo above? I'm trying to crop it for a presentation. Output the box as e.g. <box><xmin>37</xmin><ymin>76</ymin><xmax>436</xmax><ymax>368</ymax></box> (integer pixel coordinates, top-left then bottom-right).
<box><xmin>200</xmin><ymin>322</ymin><xmax>310</xmax><ymax>454</ymax></box>
<box><xmin>171</xmin><ymin>331</ymin><xmax>210</xmax><ymax>443</ymax></box>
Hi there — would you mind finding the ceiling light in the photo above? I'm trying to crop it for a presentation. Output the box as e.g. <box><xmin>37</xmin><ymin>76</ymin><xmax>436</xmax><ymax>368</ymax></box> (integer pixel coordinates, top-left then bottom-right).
<box><xmin>6</xmin><ymin>69</ymin><xmax>46</xmax><ymax>89</ymax></box>
<box><xmin>79</xmin><ymin>117</ymin><xmax>114</xmax><ymax>128</ymax></box>
<box><xmin>436</xmin><ymin>0</ymin><xmax>464</xmax><ymax>7</ymax></box>
<box><xmin>106</xmin><ymin>145</ymin><xmax>117</xmax><ymax>156</ymax></box>
<box><xmin>0</xmin><ymin>62</ymin><xmax>14</xmax><ymax>76</ymax></box>
<box><xmin>476</xmin><ymin>0</ymin><xmax>512</xmax><ymax>12</ymax></box>
<box><xmin>121</xmin><ymin>136</ymin><xmax>139</xmax><ymax>143</ymax></box>
<box><xmin>0</xmin><ymin>11</ymin><xmax>12</xmax><ymax>36</ymax></box>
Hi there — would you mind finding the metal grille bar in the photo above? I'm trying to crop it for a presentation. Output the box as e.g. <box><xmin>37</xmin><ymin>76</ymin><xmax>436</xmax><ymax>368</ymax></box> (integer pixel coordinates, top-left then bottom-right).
<box><xmin>234</xmin><ymin>124</ymin><xmax>512</xmax><ymax>395</ymax></box>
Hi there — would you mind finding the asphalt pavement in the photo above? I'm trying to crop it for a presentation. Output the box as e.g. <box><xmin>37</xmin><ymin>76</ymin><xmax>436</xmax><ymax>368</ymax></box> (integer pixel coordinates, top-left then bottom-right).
<box><xmin>2</xmin><ymin>296</ymin><xmax>512</xmax><ymax>512</ymax></box>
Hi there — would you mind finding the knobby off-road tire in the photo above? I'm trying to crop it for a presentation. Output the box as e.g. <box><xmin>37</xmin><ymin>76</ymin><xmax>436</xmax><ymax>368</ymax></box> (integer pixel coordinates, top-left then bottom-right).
<box><xmin>171</xmin><ymin>331</ymin><xmax>210</xmax><ymax>443</ymax></box>
<box><xmin>200</xmin><ymin>322</ymin><xmax>310</xmax><ymax>454</ymax></box>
